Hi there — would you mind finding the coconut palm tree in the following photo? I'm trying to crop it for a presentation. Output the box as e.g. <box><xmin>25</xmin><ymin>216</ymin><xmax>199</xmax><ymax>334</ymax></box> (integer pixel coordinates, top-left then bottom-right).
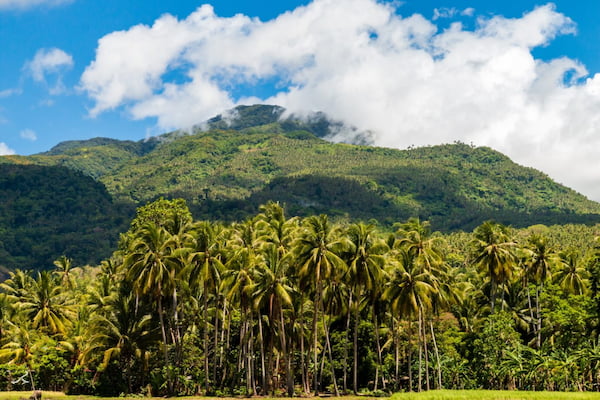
<box><xmin>472</xmin><ymin>221</ymin><xmax>517</xmax><ymax>313</ymax></box>
<box><xmin>555</xmin><ymin>249</ymin><xmax>588</xmax><ymax>295</ymax></box>
<box><xmin>250</xmin><ymin>244</ymin><xmax>296</xmax><ymax>395</ymax></box>
<box><xmin>344</xmin><ymin>222</ymin><xmax>387</xmax><ymax>393</ymax></box>
<box><xmin>521</xmin><ymin>234</ymin><xmax>555</xmax><ymax>348</ymax></box>
<box><xmin>53</xmin><ymin>255</ymin><xmax>78</xmax><ymax>291</ymax></box>
<box><xmin>19</xmin><ymin>270</ymin><xmax>76</xmax><ymax>337</ymax></box>
<box><xmin>222</xmin><ymin>218</ymin><xmax>264</xmax><ymax>395</ymax></box>
<box><xmin>94</xmin><ymin>286</ymin><xmax>158</xmax><ymax>393</ymax></box>
<box><xmin>293</xmin><ymin>214</ymin><xmax>347</xmax><ymax>395</ymax></box>
<box><xmin>124</xmin><ymin>222</ymin><xmax>180</xmax><ymax>392</ymax></box>
<box><xmin>383</xmin><ymin>249</ymin><xmax>437</xmax><ymax>392</ymax></box>
<box><xmin>0</xmin><ymin>320</ymin><xmax>41</xmax><ymax>390</ymax></box>
<box><xmin>184</xmin><ymin>220</ymin><xmax>225</xmax><ymax>394</ymax></box>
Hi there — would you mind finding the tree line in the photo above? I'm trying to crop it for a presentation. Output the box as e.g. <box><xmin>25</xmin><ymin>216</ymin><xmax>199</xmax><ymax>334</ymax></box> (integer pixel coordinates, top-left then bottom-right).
<box><xmin>1</xmin><ymin>198</ymin><xmax>600</xmax><ymax>396</ymax></box>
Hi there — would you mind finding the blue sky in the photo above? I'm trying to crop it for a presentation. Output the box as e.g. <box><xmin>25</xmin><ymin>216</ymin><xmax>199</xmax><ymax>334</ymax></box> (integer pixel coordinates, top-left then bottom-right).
<box><xmin>1</xmin><ymin>0</ymin><xmax>600</xmax><ymax>200</ymax></box>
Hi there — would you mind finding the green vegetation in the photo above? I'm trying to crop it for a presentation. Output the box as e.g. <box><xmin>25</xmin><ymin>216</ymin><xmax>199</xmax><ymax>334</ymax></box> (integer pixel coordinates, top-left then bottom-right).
<box><xmin>2</xmin><ymin>105</ymin><xmax>599</xmax><ymax>232</ymax></box>
<box><xmin>0</xmin><ymin>164</ymin><xmax>133</xmax><ymax>274</ymax></box>
<box><xmin>1</xmin><ymin>107</ymin><xmax>600</xmax><ymax>398</ymax></box>
<box><xmin>2</xmin><ymin>199</ymin><xmax>600</xmax><ymax>397</ymax></box>
<box><xmin>392</xmin><ymin>390</ymin><xmax>600</xmax><ymax>399</ymax></box>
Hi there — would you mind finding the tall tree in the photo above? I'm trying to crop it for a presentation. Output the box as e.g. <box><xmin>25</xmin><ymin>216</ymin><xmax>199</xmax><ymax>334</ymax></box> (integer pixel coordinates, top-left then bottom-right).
<box><xmin>19</xmin><ymin>270</ymin><xmax>76</xmax><ymax>337</ymax></box>
<box><xmin>522</xmin><ymin>234</ymin><xmax>555</xmax><ymax>348</ymax></box>
<box><xmin>472</xmin><ymin>221</ymin><xmax>517</xmax><ymax>313</ymax></box>
<box><xmin>384</xmin><ymin>249</ymin><xmax>437</xmax><ymax>392</ymax></box>
<box><xmin>294</xmin><ymin>214</ymin><xmax>347</xmax><ymax>395</ymax></box>
<box><xmin>345</xmin><ymin>222</ymin><xmax>387</xmax><ymax>393</ymax></box>
<box><xmin>555</xmin><ymin>249</ymin><xmax>588</xmax><ymax>295</ymax></box>
<box><xmin>124</xmin><ymin>222</ymin><xmax>180</xmax><ymax>393</ymax></box>
<box><xmin>185</xmin><ymin>220</ymin><xmax>225</xmax><ymax>394</ymax></box>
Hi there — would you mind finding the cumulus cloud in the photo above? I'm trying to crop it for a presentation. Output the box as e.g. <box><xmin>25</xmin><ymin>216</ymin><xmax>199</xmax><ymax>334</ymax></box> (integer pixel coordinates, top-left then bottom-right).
<box><xmin>0</xmin><ymin>142</ymin><xmax>15</xmax><ymax>155</ymax></box>
<box><xmin>19</xmin><ymin>129</ymin><xmax>37</xmax><ymax>141</ymax></box>
<box><xmin>80</xmin><ymin>0</ymin><xmax>600</xmax><ymax>200</ymax></box>
<box><xmin>0</xmin><ymin>0</ymin><xmax>73</xmax><ymax>9</ymax></box>
<box><xmin>25</xmin><ymin>47</ymin><xmax>73</xmax><ymax>94</ymax></box>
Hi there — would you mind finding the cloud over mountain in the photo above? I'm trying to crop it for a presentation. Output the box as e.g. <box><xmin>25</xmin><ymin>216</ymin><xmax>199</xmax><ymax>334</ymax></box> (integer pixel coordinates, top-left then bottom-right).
<box><xmin>80</xmin><ymin>0</ymin><xmax>600</xmax><ymax>200</ymax></box>
<box><xmin>0</xmin><ymin>142</ymin><xmax>15</xmax><ymax>155</ymax></box>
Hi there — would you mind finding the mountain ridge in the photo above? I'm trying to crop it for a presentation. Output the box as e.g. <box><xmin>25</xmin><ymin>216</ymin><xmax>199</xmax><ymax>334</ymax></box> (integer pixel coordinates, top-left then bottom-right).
<box><xmin>0</xmin><ymin>104</ymin><xmax>599</xmax><ymax>270</ymax></box>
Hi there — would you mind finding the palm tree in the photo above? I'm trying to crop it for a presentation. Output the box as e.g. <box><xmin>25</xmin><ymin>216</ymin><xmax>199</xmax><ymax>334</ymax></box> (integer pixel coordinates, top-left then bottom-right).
<box><xmin>19</xmin><ymin>270</ymin><xmax>76</xmax><ymax>337</ymax></box>
<box><xmin>472</xmin><ymin>221</ymin><xmax>517</xmax><ymax>313</ymax></box>
<box><xmin>396</xmin><ymin>218</ymin><xmax>444</xmax><ymax>273</ymax></box>
<box><xmin>222</xmin><ymin>218</ymin><xmax>264</xmax><ymax>395</ymax></box>
<box><xmin>344</xmin><ymin>222</ymin><xmax>387</xmax><ymax>393</ymax></box>
<box><xmin>555</xmin><ymin>249</ymin><xmax>588</xmax><ymax>295</ymax></box>
<box><xmin>396</xmin><ymin>218</ymin><xmax>450</xmax><ymax>389</ymax></box>
<box><xmin>124</xmin><ymin>222</ymin><xmax>181</xmax><ymax>392</ymax></box>
<box><xmin>94</xmin><ymin>286</ymin><xmax>158</xmax><ymax>393</ymax></box>
<box><xmin>250</xmin><ymin>244</ymin><xmax>296</xmax><ymax>396</ymax></box>
<box><xmin>383</xmin><ymin>249</ymin><xmax>437</xmax><ymax>392</ymax></box>
<box><xmin>53</xmin><ymin>255</ymin><xmax>78</xmax><ymax>291</ymax></box>
<box><xmin>521</xmin><ymin>234</ymin><xmax>555</xmax><ymax>348</ymax></box>
<box><xmin>184</xmin><ymin>220</ymin><xmax>225</xmax><ymax>394</ymax></box>
<box><xmin>256</xmin><ymin>201</ymin><xmax>299</xmax><ymax>256</ymax></box>
<box><xmin>0</xmin><ymin>320</ymin><xmax>41</xmax><ymax>390</ymax></box>
<box><xmin>294</xmin><ymin>214</ymin><xmax>347</xmax><ymax>395</ymax></box>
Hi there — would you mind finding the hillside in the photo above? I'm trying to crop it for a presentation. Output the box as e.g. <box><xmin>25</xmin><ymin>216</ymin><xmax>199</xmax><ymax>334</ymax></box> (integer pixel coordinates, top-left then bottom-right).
<box><xmin>1</xmin><ymin>104</ymin><xmax>600</xmax><ymax>270</ymax></box>
<box><xmin>0</xmin><ymin>164</ymin><xmax>132</xmax><ymax>274</ymax></box>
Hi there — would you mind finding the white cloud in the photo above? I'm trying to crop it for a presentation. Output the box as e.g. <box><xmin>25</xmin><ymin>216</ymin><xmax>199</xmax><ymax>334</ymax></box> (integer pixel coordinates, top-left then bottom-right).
<box><xmin>462</xmin><ymin>8</ymin><xmax>475</xmax><ymax>17</ymax></box>
<box><xmin>20</xmin><ymin>128</ymin><xmax>37</xmax><ymax>141</ymax></box>
<box><xmin>0</xmin><ymin>142</ymin><xmax>15</xmax><ymax>155</ymax></box>
<box><xmin>433</xmin><ymin>7</ymin><xmax>475</xmax><ymax>20</ymax></box>
<box><xmin>25</xmin><ymin>47</ymin><xmax>73</xmax><ymax>94</ymax></box>
<box><xmin>0</xmin><ymin>0</ymin><xmax>73</xmax><ymax>10</ymax></box>
<box><xmin>0</xmin><ymin>88</ymin><xmax>21</xmax><ymax>98</ymax></box>
<box><xmin>80</xmin><ymin>1</ymin><xmax>600</xmax><ymax>201</ymax></box>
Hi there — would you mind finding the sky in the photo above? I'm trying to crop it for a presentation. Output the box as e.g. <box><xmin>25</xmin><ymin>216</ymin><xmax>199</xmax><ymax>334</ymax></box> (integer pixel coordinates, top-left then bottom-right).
<box><xmin>2</xmin><ymin>1</ymin><xmax>600</xmax><ymax>201</ymax></box>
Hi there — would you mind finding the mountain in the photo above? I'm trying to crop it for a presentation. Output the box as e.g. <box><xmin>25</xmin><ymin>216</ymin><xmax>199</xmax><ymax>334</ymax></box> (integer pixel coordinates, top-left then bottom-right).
<box><xmin>1</xmin><ymin>104</ymin><xmax>599</xmax><ymax>270</ymax></box>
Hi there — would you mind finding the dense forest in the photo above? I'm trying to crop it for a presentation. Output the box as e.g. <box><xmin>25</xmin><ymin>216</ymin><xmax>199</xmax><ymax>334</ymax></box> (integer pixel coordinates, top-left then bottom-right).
<box><xmin>1</xmin><ymin>198</ymin><xmax>600</xmax><ymax>396</ymax></box>
<box><xmin>0</xmin><ymin>164</ymin><xmax>132</xmax><ymax>274</ymax></box>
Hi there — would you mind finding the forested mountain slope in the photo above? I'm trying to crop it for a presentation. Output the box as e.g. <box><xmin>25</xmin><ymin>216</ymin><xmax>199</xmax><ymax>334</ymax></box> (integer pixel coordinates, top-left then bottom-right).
<box><xmin>0</xmin><ymin>164</ymin><xmax>132</xmax><ymax>273</ymax></box>
<box><xmin>1</xmin><ymin>104</ymin><xmax>599</xmax><ymax>270</ymax></box>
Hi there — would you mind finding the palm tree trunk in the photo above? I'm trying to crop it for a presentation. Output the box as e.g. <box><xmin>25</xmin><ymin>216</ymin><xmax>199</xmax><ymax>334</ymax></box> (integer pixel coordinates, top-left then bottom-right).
<box><xmin>490</xmin><ymin>280</ymin><xmax>496</xmax><ymax>314</ymax></box>
<box><xmin>299</xmin><ymin>299</ymin><xmax>309</xmax><ymax>394</ymax></box>
<box><xmin>213</xmin><ymin>298</ymin><xmax>220</xmax><ymax>389</ymax></box>
<box><xmin>258</xmin><ymin>314</ymin><xmax>267</xmax><ymax>394</ymax></box>
<box><xmin>157</xmin><ymin>294</ymin><xmax>173</xmax><ymax>394</ymax></box>
<box><xmin>501</xmin><ymin>282</ymin><xmax>506</xmax><ymax>311</ymax></box>
<box><xmin>393</xmin><ymin>317</ymin><xmax>399</xmax><ymax>391</ymax></box>
<box><xmin>353</xmin><ymin>298</ymin><xmax>360</xmax><ymax>394</ymax></box>
<box><xmin>280</xmin><ymin>305</ymin><xmax>294</xmax><ymax>397</ymax></box>
<box><xmin>324</xmin><ymin>313</ymin><xmax>339</xmax><ymax>396</ymax></box>
<box><xmin>408</xmin><ymin>320</ymin><xmax>413</xmax><ymax>392</ymax></box>
<box><xmin>203</xmin><ymin>290</ymin><xmax>210</xmax><ymax>394</ymax></box>
<box><xmin>374</xmin><ymin>309</ymin><xmax>385</xmax><ymax>391</ymax></box>
<box><xmin>423</xmin><ymin>314</ymin><xmax>430</xmax><ymax>391</ymax></box>
<box><xmin>313</xmin><ymin>282</ymin><xmax>321</xmax><ymax>395</ymax></box>
<box><xmin>418</xmin><ymin>311</ymin><xmax>423</xmax><ymax>392</ymax></box>
<box><xmin>343</xmin><ymin>294</ymin><xmax>352</xmax><ymax>394</ymax></box>
<box><xmin>429</xmin><ymin>320</ymin><xmax>442</xmax><ymax>389</ymax></box>
<box><xmin>536</xmin><ymin>284</ymin><xmax>543</xmax><ymax>348</ymax></box>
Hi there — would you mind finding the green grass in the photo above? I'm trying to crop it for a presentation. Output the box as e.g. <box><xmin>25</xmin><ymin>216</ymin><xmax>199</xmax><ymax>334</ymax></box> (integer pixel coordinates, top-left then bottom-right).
<box><xmin>4</xmin><ymin>392</ymin><xmax>600</xmax><ymax>400</ymax></box>
<box><xmin>391</xmin><ymin>389</ymin><xmax>600</xmax><ymax>399</ymax></box>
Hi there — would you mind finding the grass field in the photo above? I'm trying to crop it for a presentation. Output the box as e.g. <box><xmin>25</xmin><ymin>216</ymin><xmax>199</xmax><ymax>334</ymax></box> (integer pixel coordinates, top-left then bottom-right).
<box><xmin>390</xmin><ymin>390</ymin><xmax>600</xmax><ymax>399</ymax></box>
<box><xmin>4</xmin><ymin>391</ymin><xmax>600</xmax><ymax>400</ymax></box>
